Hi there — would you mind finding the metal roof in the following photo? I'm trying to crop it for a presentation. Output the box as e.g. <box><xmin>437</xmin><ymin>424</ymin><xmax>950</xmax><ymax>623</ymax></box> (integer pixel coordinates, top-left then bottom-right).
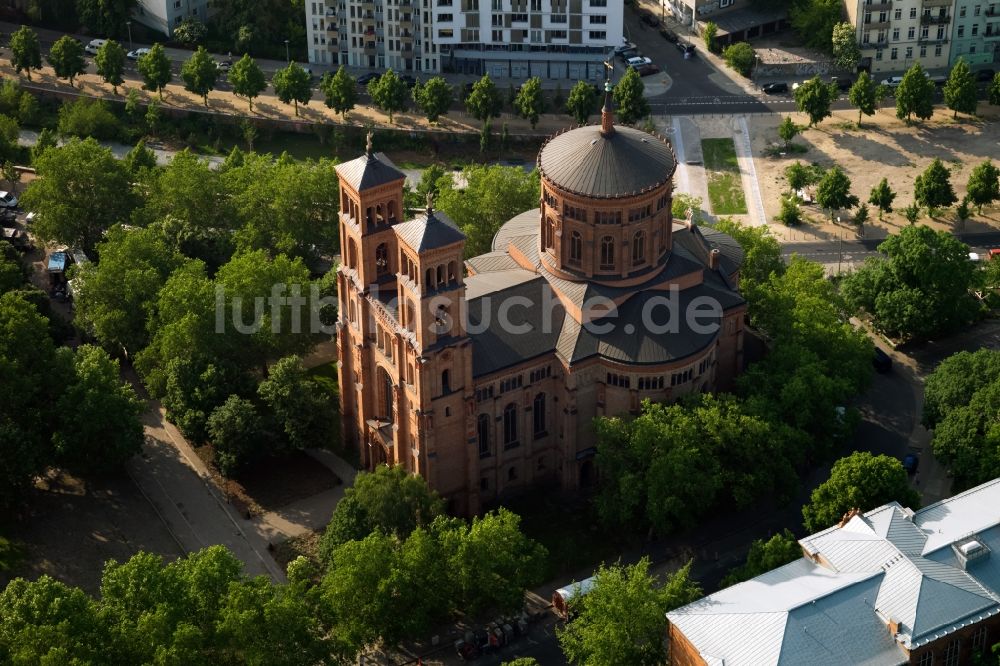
<box><xmin>537</xmin><ymin>125</ymin><xmax>677</xmax><ymax>199</ymax></box>
<box><xmin>393</xmin><ymin>208</ymin><xmax>465</xmax><ymax>253</ymax></box>
<box><xmin>465</xmin><ymin>251</ymin><xmax>520</xmax><ymax>275</ymax></box>
<box><xmin>670</xmin><ymin>479</ymin><xmax>1000</xmax><ymax>662</ymax></box>
<box><xmin>334</xmin><ymin>151</ymin><xmax>405</xmax><ymax>191</ymax></box>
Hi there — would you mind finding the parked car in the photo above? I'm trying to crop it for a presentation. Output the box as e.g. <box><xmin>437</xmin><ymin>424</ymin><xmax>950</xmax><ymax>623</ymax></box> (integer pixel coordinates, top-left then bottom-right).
<box><xmin>676</xmin><ymin>42</ymin><xmax>695</xmax><ymax>56</ymax></box>
<box><xmin>660</xmin><ymin>28</ymin><xmax>678</xmax><ymax>43</ymax></box>
<box><xmin>627</xmin><ymin>56</ymin><xmax>653</xmax><ymax>68</ymax></box>
<box><xmin>873</xmin><ymin>347</ymin><xmax>893</xmax><ymax>373</ymax></box>
<box><xmin>929</xmin><ymin>75</ymin><xmax>947</xmax><ymax>87</ymax></box>
<box><xmin>640</xmin><ymin>11</ymin><xmax>660</xmax><ymax>27</ymax></box>
<box><xmin>902</xmin><ymin>453</ymin><xmax>919</xmax><ymax>475</ymax></box>
<box><xmin>613</xmin><ymin>41</ymin><xmax>636</xmax><ymax>55</ymax></box>
<box><xmin>0</xmin><ymin>191</ymin><xmax>18</xmax><ymax>209</ymax></box>
<box><xmin>400</xmin><ymin>74</ymin><xmax>417</xmax><ymax>87</ymax></box>
<box><xmin>84</xmin><ymin>38</ymin><xmax>107</xmax><ymax>55</ymax></box>
<box><xmin>618</xmin><ymin>48</ymin><xmax>639</xmax><ymax>63</ymax></box>
<box><xmin>761</xmin><ymin>81</ymin><xmax>789</xmax><ymax>94</ymax></box>
<box><xmin>880</xmin><ymin>76</ymin><xmax>904</xmax><ymax>88</ymax></box>
<box><xmin>990</xmin><ymin>248</ymin><xmax>1000</xmax><ymax>260</ymax></box>
<box><xmin>127</xmin><ymin>47</ymin><xmax>151</xmax><ymax>60</ymax></box>
<box><xmin>976</xmin><ymin>68</ymin><xmax>996</xmax><ymax>82</ymax></box>
<box><xmin>829</xmin><ymin>76</ymin><xmax>853</xmax><ymax>91</ymax></box>
<box><xmin>216</xmin><ymin>59</ymin><xmax>233</xmax><ymax>72</ymax></box>
<box><xmin>357</xmin><ymin>71</ymin><xmax>381</xmax><ymax>85</ymax></box>
<box><xmin>636</xmin><ymin>63</ymin><xmax>661</xmax><ymax>77</ymax></box>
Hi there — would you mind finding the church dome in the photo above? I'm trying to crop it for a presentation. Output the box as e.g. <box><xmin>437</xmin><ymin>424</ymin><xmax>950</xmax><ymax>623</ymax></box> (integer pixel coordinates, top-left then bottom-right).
<box><xmin>537</xmin><ymin>124</ymin><xmax>677</xmax><ymax>199</ymax></box>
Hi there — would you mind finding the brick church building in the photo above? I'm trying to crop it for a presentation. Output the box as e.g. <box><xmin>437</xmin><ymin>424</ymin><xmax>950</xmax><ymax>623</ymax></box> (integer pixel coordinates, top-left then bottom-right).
<box><xmin>334</xmin><ymin>92</ymin><xmax>747</xmax><ymax>515</ymax></box>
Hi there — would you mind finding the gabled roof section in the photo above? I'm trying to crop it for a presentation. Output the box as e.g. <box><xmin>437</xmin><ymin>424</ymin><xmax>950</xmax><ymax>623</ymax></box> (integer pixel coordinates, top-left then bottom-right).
<box><xmin>334</xmin><ymin>150</ymin><xmax>405</xmax><ymax>191</ymax></box>
<box><xmin>916</xmin><ymin>477</ymin><xmax>1000</xmax><ymax>555</ymax></box>
<box><xmin>394</xmin><ymin>208</ymin><xmax>465</xmax><ymax>253</ymax></box>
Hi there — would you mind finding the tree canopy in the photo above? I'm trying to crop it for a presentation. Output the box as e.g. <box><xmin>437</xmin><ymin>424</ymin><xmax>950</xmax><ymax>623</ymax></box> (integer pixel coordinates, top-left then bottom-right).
<box><xmin>137</xmin><ymin>43</ymin><xmax>172</xmax><ymax>100</ymax></box>
<box><xmin>47</xmin><ymin>35</ymin><xmax>86</xmax><ymax>86</ymax></box>
<box><xmin>802</xmin><ymin>452</ymin><xmax>920</xmax><ymax>532</ymax></box>
<box><xmin>721</xmin><ymin>529</ymin><xmax>801</xmax><ymax>587</ymax></box>
<box><xmin>94</xmin><ymin>39</ymin><xmax>126</xmax><ymax>94</ymax></box>
<box><xmin>273</xmin><ymin>63</ymin><xmax>313</xmax><ymax>116</ymax></box>
<box><xmin>943</xmin><ymin>57</ymin><xmax>977</xmax><ymax>118</ymax></box>
<box><xmin>464</xmin><ymin>74</ymin><xmax>502</xmax><ymax>123</ymax></box>
<box><xmin>320</xmin><ymin>66</ymin><xmax>357</xmax><ymax>118</ymax></box>
<box><xmin>557</xmin><ymin>558</ymin><xmax>701</xmax><ymax>666</ymax></box>
<box><xmin>849</xmin><ymin>71</ymin><xmax>878</xmax><ymax>126</ymax></box>
<box><xmin>412</xmin><ymin>76</ymin><xmax>453</xmax><ymax>124</ymax></box>
<box><xmin>515</xmin><ymin>76</ymin><xmax>546</xmax><ymax>129</ymax></box>
<box><xmin>965</xmin><ymin>160</ymin><xmax>999</xmax><ymax>213</ymax></box>
<box><xmin>722</xmin><ymin>42</ymin><xmax>755</xmax><ymax>77</ymax></box>
<box><xmin>9</xmin><ymin>26</ymin><xmax>42</xmax><ymax>80</ymax></box>
<box><xmin>566</xmin><ymin>80</ymin><xmax>599</xmax><ymax>125</ymax></box>
<box><xmin>181</xmin><ymin>46</ymin><xmax>220</xmax><ymax>106</ymax></box>
<box><xmin>368</xmin><ymin>69</ymin><xmax>409</xmax><ymax>123</ymax></box>
<box><xmin>895</xmin><ymin>63</ymin><xmax>934</xmax><ymax>121</ymax></box>
<box><xmin>229</xmin><ymin>54</ymin><xmax>267</xmax><ymax>111</ymax></box>
<box><xmin>842</xmin><ymin>225</ymin><xmax>980</xmax><ymax>339</ymax></box>
<box><xmin>914</xmin><ymin>158</ymin><xmax>957</xmax><ymax>215</ymax></box>
<box><xmin>613</xmin><ymin>68</ymin><xmax>650</xmax><ymax>125</ymax></box>
<box><xmin>831</xmin><ymin>21</ymin><xmax>861</xmax><ymax>70</ymax></box>
<box><xmin>815</xmin><ymin>166</ymin><xmax>859</xmax><ymax>219</ymax></box>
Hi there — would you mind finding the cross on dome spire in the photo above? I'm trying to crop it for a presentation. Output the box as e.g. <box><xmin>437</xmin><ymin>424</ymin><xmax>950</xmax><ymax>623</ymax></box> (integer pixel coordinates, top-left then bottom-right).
<box><xmin>601</xmin><ymin>59</ymin><xmax>615</xmax><ymax>137</ymax></box>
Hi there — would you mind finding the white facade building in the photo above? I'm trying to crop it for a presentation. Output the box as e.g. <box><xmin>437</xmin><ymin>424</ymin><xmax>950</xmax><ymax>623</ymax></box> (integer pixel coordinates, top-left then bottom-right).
<box><xmin>133</xmin><ymin>0</ymin><xmax>215</xmax><ymax>37</ymax></box>
<box><xmin>845</xmin><ymin>0</ymin><xmax>955</xmax><ymax>74</ymax></box>
<box><xmin>306</xmin><ymin>0</ymin><xmax>622</xmax><ymax>79</ymax></box>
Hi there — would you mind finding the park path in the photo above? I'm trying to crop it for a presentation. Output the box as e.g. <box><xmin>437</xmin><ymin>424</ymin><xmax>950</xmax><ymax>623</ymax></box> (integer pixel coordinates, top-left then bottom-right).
<box><xmin>733</xmin><ymin>116</ymin><xmax>768</xmax><ymax>226</ymax></box>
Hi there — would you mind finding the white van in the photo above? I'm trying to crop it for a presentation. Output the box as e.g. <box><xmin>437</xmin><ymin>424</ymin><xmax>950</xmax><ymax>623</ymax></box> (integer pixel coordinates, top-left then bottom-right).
<box><xmin>85</xmin><ymin>39</ymin><xmax>107</xmax><ymax>55</ymax></box>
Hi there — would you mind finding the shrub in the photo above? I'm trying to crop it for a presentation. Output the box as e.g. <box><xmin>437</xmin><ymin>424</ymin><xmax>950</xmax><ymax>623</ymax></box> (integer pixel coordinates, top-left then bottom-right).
<box><xmin>57</xmin><ymin>98</ymin><xmax>121</xmax><ymax>141</ymax></box>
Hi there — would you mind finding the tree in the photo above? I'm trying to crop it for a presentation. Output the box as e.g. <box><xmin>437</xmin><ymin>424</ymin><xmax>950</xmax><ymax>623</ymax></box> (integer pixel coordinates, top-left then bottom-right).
<box><xmin>841</xmin><ymin>225</ymin><xmax>980</xmax><ymax>339</ymax></box>
<box><xmin>228</xmin><ymin>54</ymin><xmax>266</xmax><ymax>112</ymax></box>
<box><xmin>52</xmin><ymin>345</ymin><xmax>144</xmax><ymax>475</ymax></box>
<box><xmin>613</xmin><ymin>67</ymin><xmax>650</xmax><ymax>125</ymax></box>
<box><xmin>258</xmin><ymin>355</ymin><xmax>337</xmax><ymax>452</ymax></box>
<box><xmin>784</xmin><ymin>161</ymin><xmax>820</xmax><ymax>192</ymax></box>
<box><xmin>0</xmin><ymin>575</ymin><xmax>102</xmax><ymax>663</ymax></box>
<box><xmin>137</xmin><ymin>44</ymin><xmax>172</xmax><ymax>100</ymax></box>
<box><xmin>558</xmin><ymin>558</ymin><xmax>701</xmax><ymax>666</ymax></box>
<box><xmin>20</xmin><ymin>138</ymin><xmax>136</xmax><ymax>252</ymax></box>
<box><xmin>990</xmin><ymin>71</ymin><xmax>1000</xmax><ymax>106</ymax></box>
<box><xmin>0</xmin><ymin>292</ymin><xmax>65</xmax><ymax>509</ymax></box>
<box><xmin>514</xmin><ymin>76</ymin><xmax>546</xmax><ymax>129</ymax></box>
<box><xmin>207</xmin><ymin>395</ymin><xmax>264</xmax><ymax>475</ymax></box>
<box><xmin>435</xmin><ymin>164</ymin><xmax>539</xmax><ymax>256</ymax></box>
<box><xmin>94</xmin><ymin>39</ymin><xmax>126</xmax><ymax>94</ymax></box>
<box><xmin>72</xmin><ymin>225</ymin><xmax>183</xmax><ymax>354</ymax></box>
<box><xmin>9</xmin><ymin>26</ymin><xmax>42</xmax><ymax>81</ymax></box>
<box><xmin>895</xmin><ymin>62</ymin><xmax>934</xmax><ymax>121</ymax></box>
<box><xmin>77</xmin><ymin>0</ymin><xmax>137</xmax><ymax>37</ymax></box>
<box><xmin>173</xmin><ymin>17</ymin><xmax>207</xmax><ymax>46</ymax></box>
<box><xmin>853</xmin><ymin>202</ymin><xmax>870</xmax><ymax>230</ymax></box>
<box><xmin>903</xmin><ymin>202</ymin><xmax>920</xmax><ymax>225</ymax></box>
<box><xmin>794</xmin><ymin>76</ymin><xmax>835</xmax><ymax>127</ymax></box>
<box><xmin>831</xmin><ymin>22</ymin><xmax>861</xmax><ymax>71</ymax></box>
<box><xmin>273</xmin><ymin>63</ymin><xmax>313</xmax><ymax>116</ymax></box>
<box><xmin>566</xmin><ymin>80</ymin><xmax>599</xmax><ymax>125</ymax></box>
<box><xmin>30</xmin><ymin>128</ymin><xmax>57</xmax><ymax>163</ymax></box>
<box><xmin>803</xmin><ymin>452</ymin><xmax>920</xmax><ymax>532</ymax></box>
<box><xmin>464</xmin><ymin>74</ymin><xmax>502</xmax><ymax>124</ymax></box>
<box><xmin>368</xmin><ymin>69</ymin><xmax>408</xmax><ymax>123</ymax></box>
<box><xmin>966</xmin><ymin>160</ymin><xmax>1000</xmax><ymax>213</ymax></box>
<box><xmin>722</xmin><ymin>42</ymin><xmax>755</xmax><ymax>77</ymax></box>
<box><xmin>789</xmin><ymin>0</ymin><xmax>841</xmax><ymax>51</ymax></box>
<box><xmin>776</xmin><ymin>193</ymin><xmax>802</xmax><ymax>225</ymax></box>
<box><xmin>47</xmin><ymin>35</ymin><xmax>86</xmax><ymax>87</ymax></box>
<box><xmin>923</xmin><ymin>349</ymin><xmax>1000</xmax><ymax>428</ymax></box>
<box><xmin>914</xmin><ymin>157</ymin><xmax>957</xmax><ymax>215</ymax></box>
<box><xmin>0</xmin><ymin>115</ymin><xmax>19</xmax><ymax>165</ymax></box>
<box><xmin>412</xmin><ymin>76</ymin><xmax>453</xmax><ymax>123</ymax></box>
<box><xmin>868</xmin><ymin>177</ymin><xmax>896</xmax><ymax>220</ymax></box>
<box><xmin>930</xmin><ymin>378</ymin><xmax>1000</xmax><ymax>489</ymax></box>
<box><xmin>703</xmin><ymin>21</ymin><xmax>718</xmax><ymax>52</ymax></box>
<box><xmin>181</xmin><ymin>46</ymin><xmax>219</xmax><ymax>106</ymax></box>
<box><xmin>443</xmin><ymin>508</ymin><xmax>548</xmax><ymax>615</ymax></box>
<box><xmin>710</xmin><ymin>219</ymin><xmax>784</xmax><ymax>296</ymax></box>
<box><xmin>955</xmin><ymin>196</ymin><xmax>971</xmax><ymax>226</ymax></box>
<box><xmin>319</xmin><ymin>65</ymin><xmax>356</xmax><ymax>119</ymax></box>
<box><xmin>944</xmin><ymin>57</ymin><xmax>978</xmax><ymax>118</ymax></box>
<box><xmin>849</xmin><ymin>70</ymin><xmax>878</xmax><ymax>126</ymax></box>
<box><xmin>815</xmin><ymin>166</ymin><xmax>859</xmax><ymax>220</ymax></box>
<box><xmin>721</xmin><ymin>529</ymin><xmax>800</xmax><ymax>587</ymax></box>
<box><xmin>319</xmin><ymin>464</ymin><xmax>445</xmax><ymax>560</ymax></box>
<box><xmin>57</xmin><ymin>98</ymin><xmax>121</xmax><ymax>141</ymax></box>
<box><xmin>777</xmin><ymin>116</ymin><xmax>799</xmax><ymax>148</ymax></box>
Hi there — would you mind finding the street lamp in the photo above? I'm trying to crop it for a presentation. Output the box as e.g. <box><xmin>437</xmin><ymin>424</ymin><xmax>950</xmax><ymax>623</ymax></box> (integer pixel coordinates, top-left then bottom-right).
<box><xmin>126</xmin><ymin>21</ymin><xmax>133</xmax><ymax>52</ymax></box>
<box><xmin>284</xmin><ymin>39</ymin><xmax>290</xmax><ymax>63</ymax></box>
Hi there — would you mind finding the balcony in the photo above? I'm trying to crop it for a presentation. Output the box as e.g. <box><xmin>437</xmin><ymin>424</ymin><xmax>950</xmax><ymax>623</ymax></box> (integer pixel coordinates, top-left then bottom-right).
<box><xmin>361</xmin><ymin>0</ymin><xmax>375</xmax><ymax>9</ymax></box>
<box><xmin>918</xmin><ymin>35</ymin><xmax>949</xmax><ymax>44</ymax></box>
<box><xmin>922</xmin><ymin>0</ymin><xmax>951</xmax><ymax>6</ymax></box>
<box><xmin>920</xmin><ymin>13</ymin><xmax>951</xmax><ymax>24</ymax></box>
<box><xmin>400</xmin><ymin>43</ymin><xmax>414</xmax><ymax>53</ymax></box>
<box><xmin>399</xmin><ymin>31</ymin><xmax>415</xmax><ymax>41</ymax></box>
<box><xmin>399</xmin><ymin>15</ymin><xmax>413</xmax><ymax>27</ymax></box>
<box><xmin>863</xmin><ymin>1</ymin><xmax>892</xmax><ymax>9</ymax></box>
<box><xmin>985</xmin><ymin>27</ymin><xmax>1000</xmax><ymax>38</ymax></box>
<box><xmin>864</xmin><ymin>19</ymin><xmax>891</xmax><ymax>29</ymax></box>
<box><xmin>987</xmin><ymin>6</ymin><xmax>999</xmax><ymax>16</ymax></box>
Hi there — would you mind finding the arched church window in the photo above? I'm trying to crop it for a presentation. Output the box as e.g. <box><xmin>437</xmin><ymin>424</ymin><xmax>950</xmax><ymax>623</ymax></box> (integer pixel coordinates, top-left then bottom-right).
<box><xmin>388</xmin><ymin>201</ymin><xmax>397</xmax><ymax>224</ymax></box>
<box><xmin>569</xmin><ymin>231</ymin><xmax>582</xmax><ymax>265</ymax></box>
<box><xmin>348</xmin><ymin>238</ymin><xmax>359</xmax><ymax>270</ymax></box>
<box><xmin>376</xmin><ymin>204</ymin><xmax>384</xmax><ymax>224</ymax></box>
<box><xmin>633</xmin><ymin>231</ymin><xmax>646</xmax><ymax>266</ymax></box>
<box><xmin>375</xmin><ymin>243</ymin><xmax>389</xmax><ymax>276</ymax></box>
<box><xmin>600</xmin><ymin>236</ymin><xmax>615</xmax><ymax>270</ymax></box>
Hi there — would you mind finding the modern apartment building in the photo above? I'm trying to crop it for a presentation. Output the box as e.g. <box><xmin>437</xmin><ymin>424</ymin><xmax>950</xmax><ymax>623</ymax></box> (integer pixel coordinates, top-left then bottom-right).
<box><xmin>949</xmin><ymin>1</ymin><xmax>1000</xmax><ymax>66</ymax></box>
<box><xmin>133</xmin><ymin>0</ymin><xmax>215</xmax><ymax>36</ymax></box>
<box><xmin>845</xmin><ymin>0</ymin><xmax>955</xmax><ymax>73</ymax></box>
<box><xmin>305</xmin><ymin>0</ymin><xmax>622</xmax><ymax>79</ymax></box>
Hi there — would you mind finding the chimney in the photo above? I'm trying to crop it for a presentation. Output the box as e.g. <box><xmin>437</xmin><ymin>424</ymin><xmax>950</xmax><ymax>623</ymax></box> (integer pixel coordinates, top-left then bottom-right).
<box><xmin>838</xmin><ymin>507</ymin><xmax>862</xmax><ymax>528</ymax></box>
<box><xmin>888</xmin><ymin>617</ymin><xmax>900</xmax><ymax>637</ymax></box>
<box><xmin>708</xmin><ymin>248</ymin><xmax>720</xmax><ymax>270</ymax></box>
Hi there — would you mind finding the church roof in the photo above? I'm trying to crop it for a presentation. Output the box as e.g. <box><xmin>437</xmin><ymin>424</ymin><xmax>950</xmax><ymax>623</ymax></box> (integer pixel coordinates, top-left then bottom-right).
<box><xmin>537</xmin><ymin>124</ymin><xmax>677</xmax><ymax>199</ymax></box>
<box><xmin>335</xmin><ymin>151</ymin><xmax>405</xmax><ymax>191</ymax></box>
<box><xmin>394</xmin><ymin>208</ymin><xmax>465</xmax><ymax>252</ymax></box>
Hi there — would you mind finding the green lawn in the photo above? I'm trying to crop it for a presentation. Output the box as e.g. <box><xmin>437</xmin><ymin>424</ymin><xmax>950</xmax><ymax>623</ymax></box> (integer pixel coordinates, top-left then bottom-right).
<box><xmin>701</xmin><ymin>138</ymin><xmax>748</xmax><ymax>216</ymax></box>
